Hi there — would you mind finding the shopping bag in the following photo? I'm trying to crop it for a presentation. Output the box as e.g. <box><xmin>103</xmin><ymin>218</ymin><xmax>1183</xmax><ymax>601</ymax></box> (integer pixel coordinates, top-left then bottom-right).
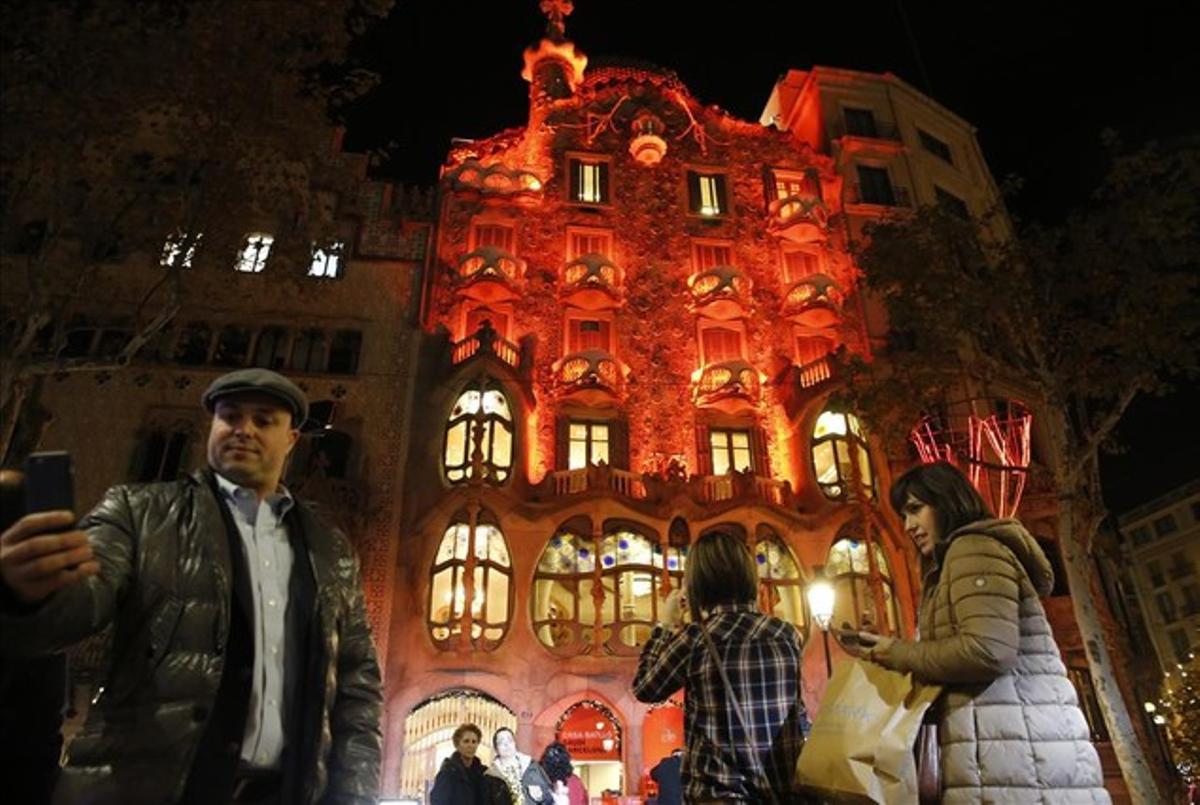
<box><xmin>795</xmin><ymin>658</ymin><xmax>942</xmax><ymax>804</ymax></box>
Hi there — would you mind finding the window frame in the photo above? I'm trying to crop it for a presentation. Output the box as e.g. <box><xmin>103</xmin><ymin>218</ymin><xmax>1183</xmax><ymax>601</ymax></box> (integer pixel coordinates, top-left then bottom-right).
<box><xmin>917</xmin><ymin>127</ymin><xmax>954</xmax><ymax>163</ymax></box>
<box><xmin>442</xmin><ymin>381</ymin><xmax>516</xmax><ymax>486</ymax></box>
<box><xmin>235</xmin><ymin>232</ymin><xmax>274</xmax><ymax>273</ymax></box>
<box><xmin>427</xmin><ymin>514</ymin><xmax>514</xmax><ymax>651</ymax></box>
<box><xmin>567</xmin><ymin>419</ymin><xmax>612</xmax><ymax>470</ymax></box>
<box><xmin>566</xmin><ymin>153</ymin><xmax>612</xmax><ymax>206</ymax></box>
<box><xmin>708</xmin><ymin>427</ymin><xmax>753</xmax><ymax>476</ymax></box>
<box><xmin>685</xmin><ymin>168</ymin><xmax>731</xmax><ymax>218</ymax></box>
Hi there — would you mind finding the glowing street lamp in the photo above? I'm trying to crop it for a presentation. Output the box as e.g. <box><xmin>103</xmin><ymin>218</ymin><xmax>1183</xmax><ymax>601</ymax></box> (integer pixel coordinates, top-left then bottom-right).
<box><xmin>807</xmin><ymin>571</ymin><xmax>835</xmax><ymax>678</ymax></box>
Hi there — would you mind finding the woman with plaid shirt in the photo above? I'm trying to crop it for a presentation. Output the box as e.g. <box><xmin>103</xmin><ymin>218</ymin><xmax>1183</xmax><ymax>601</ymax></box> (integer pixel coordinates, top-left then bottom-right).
<box><xmin>633</xmin><ymin>531</ymin><xmax>810</xmax><ymax>803</ymax></box>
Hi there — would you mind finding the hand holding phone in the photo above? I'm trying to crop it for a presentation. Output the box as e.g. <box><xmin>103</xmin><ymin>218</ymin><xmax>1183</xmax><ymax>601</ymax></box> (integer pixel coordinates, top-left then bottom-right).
<box><xmin>0</xmin><ymin>452</ymin><xmax>98</xmax><ymax>604</ymax></box>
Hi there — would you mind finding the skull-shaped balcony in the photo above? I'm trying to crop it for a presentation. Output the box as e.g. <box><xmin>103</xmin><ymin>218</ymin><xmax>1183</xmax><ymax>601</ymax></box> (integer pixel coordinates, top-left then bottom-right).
<box><xmin>560</xmin><ymin>253</ymin><xmax>624</xmax><ymax>310</ymax></box>
<box><xmin>687</xmin><ymin>266</ymin><xmax>752</xmax><ymax>320</ymax></box>
<box><xmin>782</xmin><ymin>273</ymin><xmax>843</xmax><ymax>328</ymax></box>
<box><xmin>443</xmin><ymin>159</ymin><xmax>544</xmax><ymax>206</ymax></box>
<box><xmin>553</xmin><ymin>349</ymin><xmax>626</xmax><ymax>405</ymax></box>
<box><xmin>693</xmin><ymin>359</ymin><xmax>761</xmax><ymax>413</ymax></box>
<box><xmin>454</xmin><ymin>246</ymin><xmax>526</xmax><ymax>303</ymax></box>
<box><xmin>768</xmin><ymin>195</ymin><xmax>830</xmax><ymax>243</ymax></box>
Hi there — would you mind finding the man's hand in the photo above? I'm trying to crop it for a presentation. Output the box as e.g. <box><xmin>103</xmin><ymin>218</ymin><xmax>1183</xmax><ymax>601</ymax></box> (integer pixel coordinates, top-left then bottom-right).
<box><xmin>0</xmin><ymin>511</ymin><xmax>99</xmax><ymax>604</ymax></box>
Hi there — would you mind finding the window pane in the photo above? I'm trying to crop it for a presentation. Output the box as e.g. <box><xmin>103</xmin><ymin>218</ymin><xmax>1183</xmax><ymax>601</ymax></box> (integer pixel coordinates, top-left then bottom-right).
<box><xmin>445</xmin><ymin>422</ymin><xmax>468</xmax><ymax>469</ymax></box>
<box><xmin>813</xmin><ymin>441</ymin><xmax>836</xmax><ymax>484</ymax></box>
<box><xmin>783</xmin><ymin>250</ymin><xmax>819</xmax><ymax>283</ymax></box>
<box><xmin>732</xmin><ymin>445</ymin><xmax>752</xmax><ymax>473</ymax></box>
<box><xmin>731</xmin><ymin>431</ymin><xmax>750</xmax><ymax>449</ymax></box>
<box><xmin>491</xmin><ymin>424</ymin><xmax>512</xmax><ymax>468</ymax></box>
<box><xmin>569</xmin><ymin>439</ymin><xmax>588</xmax><ymax>470</ymax></box>
<box><xmin>814</xmin><ymin>411</ymin><xmax>847</xmax><ymax>438</ymax></box>
<box><xmin>487</xmin><ymin>570</ymin><xmax>509</xmax><ymax>623</ymax></box>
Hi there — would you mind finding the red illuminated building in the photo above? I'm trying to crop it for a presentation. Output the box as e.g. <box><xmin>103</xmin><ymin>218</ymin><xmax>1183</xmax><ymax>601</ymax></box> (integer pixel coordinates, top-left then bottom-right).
<box><xmin>377</xmin><ymin>6</ymin><xmax>1132</xmax><ymax>801</ymax></box>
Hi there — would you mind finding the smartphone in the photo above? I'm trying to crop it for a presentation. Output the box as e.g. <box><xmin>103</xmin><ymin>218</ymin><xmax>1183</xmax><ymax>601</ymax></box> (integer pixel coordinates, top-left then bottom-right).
<box><xmin>832</xmin><ymin>628</ymin><xmax>861</xmax><ymax>647</ymax></box>
<box><xmin>23</xmin><ymin>451</ymin><xmax>76</xmax><ymax>515</ymax></box>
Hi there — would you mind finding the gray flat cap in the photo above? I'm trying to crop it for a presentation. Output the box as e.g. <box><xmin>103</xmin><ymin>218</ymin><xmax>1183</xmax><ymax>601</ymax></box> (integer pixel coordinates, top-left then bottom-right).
<box><xmin>201</xmin><ymin>368</ymin><xmax>308</xmax><ymax>425</ymax></box>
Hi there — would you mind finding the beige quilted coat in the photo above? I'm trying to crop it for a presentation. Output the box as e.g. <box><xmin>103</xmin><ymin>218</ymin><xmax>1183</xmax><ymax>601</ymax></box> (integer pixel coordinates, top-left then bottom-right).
<box><xmin>874</xmin><ymin>519</ymin><xmax>1110</xmax><ymax>803</ymax></box>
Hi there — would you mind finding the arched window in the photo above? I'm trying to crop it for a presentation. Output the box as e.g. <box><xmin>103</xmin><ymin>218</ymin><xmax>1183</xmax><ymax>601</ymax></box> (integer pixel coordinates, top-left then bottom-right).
<box><xmin>826</xmin><ymin>530</ymin><xmax>898</xmax><ymax>632</ymax></box>
<box><xmin>428</xmin><ymin>514</ymin><xmax>513</xmax><ymax>650</ymax></box>
<box><xmin>811</xmin><ymin>410</ymin><xmax>874</xmax><ymax>500</ymax></box>
<box><xmin>443</xmin><ymin>381</ymin><xmax>514</xmax><ymax>485</ymax></box>
<box><xmin>753</xmin><ymin>529</ymin><xmax>807</xmax><ymax>637</ymax></box>
<box><xmin>532</xmin><ymin>527</ymin><xmax>685</xmax><ymax>656</ymax></box>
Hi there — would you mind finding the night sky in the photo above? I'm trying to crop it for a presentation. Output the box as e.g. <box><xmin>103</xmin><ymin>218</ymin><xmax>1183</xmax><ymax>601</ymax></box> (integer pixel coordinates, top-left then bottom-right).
<box><xmin>342</xmin><ymin>0</ymin><xmax>1198</xmax><ymax>515</ymax></box>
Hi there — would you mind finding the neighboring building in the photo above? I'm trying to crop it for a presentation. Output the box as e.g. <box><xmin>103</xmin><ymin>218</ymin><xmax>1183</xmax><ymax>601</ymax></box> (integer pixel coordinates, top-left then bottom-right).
<box><xmin>0</xmin><ymin>145</ymin><xmax>434</xmax><ymax>731</ymax></box>
<box><xmin>379</xmin><ymin>8</ymin><xmax>1127</xmax><ymax>803</ymax></box>
<box><xmin>1118</xmin><ymin>478</ymin><xmax>1200</xmax><ymax>671</ymax></box>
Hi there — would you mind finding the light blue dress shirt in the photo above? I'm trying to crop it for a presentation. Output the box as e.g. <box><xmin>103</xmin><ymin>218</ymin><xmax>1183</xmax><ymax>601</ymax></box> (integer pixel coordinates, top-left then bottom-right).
<box><xmin>215</xmin><ymin>473</ymin><xmax>295</xmax><ymax>770</ymax></box>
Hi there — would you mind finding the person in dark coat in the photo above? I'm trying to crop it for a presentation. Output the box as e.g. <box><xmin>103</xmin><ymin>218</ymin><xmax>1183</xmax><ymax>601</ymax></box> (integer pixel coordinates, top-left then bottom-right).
<box><xmin>649</xmin><ymin>748</ymin><xmax>683</xmax><ymax>805</ymax></box>
<box><xmin>431</xmin><ymin>723</ymin><xmax>488</xmax><ymax>805</ymax></box>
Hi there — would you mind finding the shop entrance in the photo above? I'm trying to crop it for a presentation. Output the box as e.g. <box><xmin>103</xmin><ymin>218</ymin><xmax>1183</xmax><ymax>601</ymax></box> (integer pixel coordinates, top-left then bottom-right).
<box><xmin>556</xmin><ymin>699</ymin><xmax>624</xmax><ymax>799</ymax></box>
<box><xmin>398</xmin><ymin>688</ymin><xmax>516</xmax><ymax>802</ymax></box>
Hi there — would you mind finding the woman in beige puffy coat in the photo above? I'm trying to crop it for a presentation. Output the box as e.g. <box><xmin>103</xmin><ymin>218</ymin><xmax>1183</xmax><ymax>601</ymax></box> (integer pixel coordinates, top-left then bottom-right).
<box><xmin>849</xmin><ymin>462</ymin><xmax>1110</xmax><ymax>804</ymax></box>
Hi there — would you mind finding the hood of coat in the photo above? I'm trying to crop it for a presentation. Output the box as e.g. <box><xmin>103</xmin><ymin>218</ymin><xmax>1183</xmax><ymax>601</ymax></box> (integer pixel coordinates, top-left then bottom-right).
<box><xmin>929</xmin><ymin>518</ymin><xmax>1054</xmax><ymax>596</ymax></box>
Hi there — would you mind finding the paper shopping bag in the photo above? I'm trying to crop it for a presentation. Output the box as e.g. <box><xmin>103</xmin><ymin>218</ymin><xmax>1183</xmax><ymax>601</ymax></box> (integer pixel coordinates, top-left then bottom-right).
<box><xmin>794</xmin><ymin>658</ymin><xmax>942</xmax><ymax>804</ymax></box>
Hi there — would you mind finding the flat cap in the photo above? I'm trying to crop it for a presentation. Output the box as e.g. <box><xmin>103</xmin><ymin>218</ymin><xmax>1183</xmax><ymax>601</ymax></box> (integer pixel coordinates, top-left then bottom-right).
<box><xmin>201</xmin><ymin>368</ymin><xmax>308</xmax><ymax>425</ymax></box>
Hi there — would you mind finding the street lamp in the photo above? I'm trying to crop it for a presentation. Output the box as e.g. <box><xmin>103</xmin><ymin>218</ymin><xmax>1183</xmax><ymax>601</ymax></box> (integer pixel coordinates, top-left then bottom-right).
<box><xmin>807</xmin><ymin>571</ymin><xmax>835</xmax><ymax>679</ymax></box>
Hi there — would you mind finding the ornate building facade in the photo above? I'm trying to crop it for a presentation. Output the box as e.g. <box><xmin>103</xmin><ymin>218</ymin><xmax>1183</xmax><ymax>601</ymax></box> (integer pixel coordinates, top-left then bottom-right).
<box><xmin>378</xmin><ymin>9</ymin><xmax>1132</xmax><ymax>802</ymax></box>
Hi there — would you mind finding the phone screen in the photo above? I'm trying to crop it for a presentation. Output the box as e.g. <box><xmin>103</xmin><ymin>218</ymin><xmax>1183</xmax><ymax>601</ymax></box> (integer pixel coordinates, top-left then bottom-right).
<box><xmin>23</xmin><ymin>451</ymin><xmax>76</xmax><ymax>514</ymax></box>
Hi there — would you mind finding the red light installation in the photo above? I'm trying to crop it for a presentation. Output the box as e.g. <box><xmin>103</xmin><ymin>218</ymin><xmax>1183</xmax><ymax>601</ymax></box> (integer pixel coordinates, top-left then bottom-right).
<box><xmin>910</xmin><ymin>399</ymin><xmax>1032</xmax><ymax>517</ymax></box>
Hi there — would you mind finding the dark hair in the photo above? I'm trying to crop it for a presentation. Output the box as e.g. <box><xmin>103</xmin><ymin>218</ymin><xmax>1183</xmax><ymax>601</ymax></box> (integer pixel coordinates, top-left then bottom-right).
<box><xmin>492</xmin><ymin>726</ymin><xmax>515</xmax><ymax>750</ymax></box>
<box><xmin>452</xmin><ymin>723</ymin><xmax>482</xmax><ymax>747</ymax></box>
<box><xmin>685</xmin><ymin>530</ymin><xmax>758</xmax><ymax>619</ymax></box>
<box><xmin>540</xmin><ymin>741</ymin><xmax>573</xmax><ymax>783</ymax></box>
<box><xmin>889</xmin><ymin>462</ymin><xmax>993</xmax><ymax>540</ymax></box>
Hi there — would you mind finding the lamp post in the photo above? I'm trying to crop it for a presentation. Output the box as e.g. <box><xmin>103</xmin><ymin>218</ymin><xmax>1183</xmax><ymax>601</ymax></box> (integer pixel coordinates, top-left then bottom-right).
<box><xmin>807</xmin><ymin>571</ymin><xmax>835</xmax><ymax>679</ymax></box>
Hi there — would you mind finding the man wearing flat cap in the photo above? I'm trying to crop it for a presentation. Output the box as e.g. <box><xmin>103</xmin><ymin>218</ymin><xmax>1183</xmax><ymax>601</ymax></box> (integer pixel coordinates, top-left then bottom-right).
<box><xmin>0</xmin><ymin>369</ymin><xmax>382</xmax><ymax>805</ymax></box>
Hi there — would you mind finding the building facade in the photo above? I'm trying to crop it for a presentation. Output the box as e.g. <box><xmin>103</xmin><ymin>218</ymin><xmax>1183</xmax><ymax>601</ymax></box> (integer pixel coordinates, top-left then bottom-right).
<box><xmin>379</xmin><ymin>10</ymin><xmax>1129</xmax><ymax>802</ymax></box>
<box><xmin>1118</xmin><ymin>478</ymin><xmax>1200</xmax><ymax>672</ymax></box>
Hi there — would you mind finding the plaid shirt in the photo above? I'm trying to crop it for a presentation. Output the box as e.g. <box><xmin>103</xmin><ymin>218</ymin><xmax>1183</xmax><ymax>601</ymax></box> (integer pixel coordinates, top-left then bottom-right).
<box><xmin>633</xmin><ymin>603</ymin><xmax>808</xmax><ymax>802</ymax></box>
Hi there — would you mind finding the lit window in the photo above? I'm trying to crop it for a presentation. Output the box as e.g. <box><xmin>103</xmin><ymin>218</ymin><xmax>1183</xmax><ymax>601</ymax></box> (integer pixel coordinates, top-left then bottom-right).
<box><xmin>532</xmin><ymin>528</ymin><xmax>685</xmax><ymax>655</ymax></box>
<box><xmin>470</xmin><ymin>222</ymin><xmax>515</xmax><ymax>252</ymax></box>
<box><xmin>428</xmin><ymin>515</ymin><xmax>513</xmax><ymax>650</ymax></box>
<box><xmin>753</xmin><ymin>531</ymin><xmax>807</xmax><ymax>636</ymax></box>
<box><xmin>566</xmin><ymin>228</ymin><xmax>613</xmax><ymax>260</ymax></box>
<box><xmin>710</xmin><ymin>429</ymin><xmax>752</xmax><ymax>475</ymax></box>
<box><xmin>443</xmin><ymin>381</ymin><xmax>514</xmax><ymax>485</ymax></box>
<box><xmin>782</xmin><ymin>249</ymin><xmax>820</xmax><ymax>283</ymax></box>
<box><xmin>687</xmin><ymin>171</ymin><xmax>727</xmax><ymax>216</ymax></box>
<box><xmin>811</xmin><ymin>410</ymin><xmax>874</xmax><ymax>501</ymax></box>
<box><xmin>568</xmin><ymin>421</ymin><xmax>609</xmax><ymax>469</ymax></box>
<box><xmin>700</xmin><ymin>326</ymin><xmax>744</xmax><ymax>365</ymax></box>
<box><xmin>692</xmin><ymin>242</ymin><xmax>733</xmax><ymax>271</ymax></box>
<box><xmin>309</xmin><ymin>242</ymin><xmax>344</xmax><ymax>278</ymax></box>
<box><xmin>160</xmin><ymin>231</ymin><xmax>201</xmax><ymax>268</ymax></box>
<box><xmin>567</xmin><ymin>317</ymin><xmax>612</xmax><ymax>353</ymax></box>
<box><xmin>826</xmin><ymin>531</ymin><xmax>898</xmax><ymax>632</ymax></box>
<box><xmin>569</xmin><ymin>158</ymin><xmax>609</xmax><ymax>204</ymax></box>
<box><xmin>773</xmin><ymin>170</ymin><xmax>820</xmax><ymax>202</ymax></box>
<box><xmin>235</xmin><ymin>232</ymin><xmax>273</xmax><ymax>273</ymax></box>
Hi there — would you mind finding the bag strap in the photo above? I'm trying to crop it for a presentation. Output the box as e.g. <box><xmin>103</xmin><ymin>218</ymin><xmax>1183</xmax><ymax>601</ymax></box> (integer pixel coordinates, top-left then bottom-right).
<box><xmin>699</xmin><ymin>618</ymin><xmax>781</xmax><ymax>805</ymax></box>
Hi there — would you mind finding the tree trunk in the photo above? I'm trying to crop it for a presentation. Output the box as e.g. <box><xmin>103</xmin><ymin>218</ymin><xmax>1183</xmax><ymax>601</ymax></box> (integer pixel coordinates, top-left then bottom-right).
<box><xmin>1056</xmin><ymin>481</ymin><xmax>1161</xmax><ymax>803</ymax></box>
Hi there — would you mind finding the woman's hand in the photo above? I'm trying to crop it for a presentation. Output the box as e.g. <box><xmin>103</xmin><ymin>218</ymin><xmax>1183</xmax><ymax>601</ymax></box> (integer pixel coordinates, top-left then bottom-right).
<box><xmin>857</xmin><ymin>631</ymin><xmax>894</xmax><ymax>662</ymax></box>
<box><xmin>660</xmin><ymin>588</ymin><xmax>686</xmax><ymax>630</ymax></box>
